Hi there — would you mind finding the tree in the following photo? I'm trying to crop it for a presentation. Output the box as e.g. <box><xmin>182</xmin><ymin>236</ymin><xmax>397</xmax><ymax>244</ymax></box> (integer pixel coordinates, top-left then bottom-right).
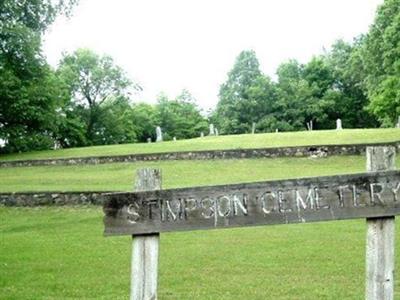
<box><xmin>57</xmin><ymin>48</ymin><xmax>140</xmax><ymax>144</ymax></box>
<box><xmin>131</xmin><ymin>103</ymin><xmax>158</xmax><ymax>142</ymax></box>
<box><xmin>363</xmin><ymin>0</ymin><xmax>400</xmax><ymax>126</ymax></box>
<box><xmin>90</xmin><ymin>96</ymin><xmax>138</xmax><ymax>145</ymax></box>
<box><xmin>0</xmin><ymin>0</ymin><xmax>78</xmax><ymax>153</ymax></box>
<box><xmin>216</xmin><ymin>50</ymin><xmax>263</xmax><ymax>134</ymax></box>
<box><xmin>323</xmin><ymin>39</ymin><xmax>378</xmax><ymax>128</ymax></box>
<box><xmin>155</xmin><ymin>90</ymin><xmax>208</xmax><ymax>140</ymax></box>
<box><xmin>273</xmin><ymin>60</ymin><xmax>315</xmax><ymax>131</ymax></box>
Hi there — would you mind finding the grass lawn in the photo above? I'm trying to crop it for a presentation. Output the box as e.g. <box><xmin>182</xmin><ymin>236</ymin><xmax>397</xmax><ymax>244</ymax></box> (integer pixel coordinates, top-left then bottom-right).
<box><xmin>2</xmin><ymin>206</ymin><xmax>400</xmax><ymax>299</ymax></box>
<box><xmin>1</xmin><ymin>132</ymin><xmax>400</xmax><ymax>299</ymax></box>
<box><xmin>1</xmin><ymin>155</ymin><xmax>399</xmax><ymax>193</ymax></box>
<box><xmin>1</xmin><ymin>128</ymin><xmax>399</xmax><ymax>162</ymax></box>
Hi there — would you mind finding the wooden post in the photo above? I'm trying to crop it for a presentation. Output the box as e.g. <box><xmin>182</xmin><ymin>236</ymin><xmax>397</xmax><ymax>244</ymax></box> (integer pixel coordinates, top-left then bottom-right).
<box><xmin>366</xmin><ymin>146</ymin><xmax>396</xmax><ymax>300</ymax></box>
<box><xmin>131</xmin><ymin>168</ymin><xmax>161</xmax><ymax>300</ymax></box>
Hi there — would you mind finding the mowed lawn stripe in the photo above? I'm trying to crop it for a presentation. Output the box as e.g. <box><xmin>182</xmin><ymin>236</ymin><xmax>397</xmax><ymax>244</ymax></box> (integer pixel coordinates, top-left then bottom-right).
<box><xmin>2</xmin><ymin>206</ymin><xmax>400</xmax><ymax>299</ymax></box>
<box><xmin>1</xmin><ymin>155</ymin><xmax>400</xmax><ymax>193</ymax></box>
<box><xmin>1</xmin><ymin>128</ymin><xmax>399</xmax><ymax>162</ymax></box>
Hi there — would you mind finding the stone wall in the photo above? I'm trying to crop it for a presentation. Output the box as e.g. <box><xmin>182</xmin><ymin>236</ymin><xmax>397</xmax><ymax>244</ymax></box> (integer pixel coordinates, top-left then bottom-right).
<box><xmin>1</xmin><ymin>141</ymin><xmax>399</xmax><ymax>168</ymax></box>
<box><xmin>0</xmin><ymin>192</ymin><xmax>108</xmax><ymax>206</ymax></box>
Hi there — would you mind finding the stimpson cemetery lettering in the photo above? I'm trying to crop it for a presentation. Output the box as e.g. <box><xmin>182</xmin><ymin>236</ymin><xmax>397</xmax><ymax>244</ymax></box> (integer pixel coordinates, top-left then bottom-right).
<box><xmin>104</xmin><ymin>171</ymin><xmax>400</xmax><ymax>235</ymax></box>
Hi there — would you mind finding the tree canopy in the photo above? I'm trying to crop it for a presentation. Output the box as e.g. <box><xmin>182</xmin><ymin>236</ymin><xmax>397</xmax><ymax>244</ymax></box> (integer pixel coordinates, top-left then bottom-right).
<box><xmin>363</xmin><ymin>0</ymin><xmax>400</xmax><ymax>126</ymax></box>
<box><xmin>0</xmin><ymin>0</ymin><xmax>78</xmax><ymax>153</ymax></box>
<box><xmin>1</xmin><ymin>0</ymin><xmax>399</xmax><ymax>154</ymax></box>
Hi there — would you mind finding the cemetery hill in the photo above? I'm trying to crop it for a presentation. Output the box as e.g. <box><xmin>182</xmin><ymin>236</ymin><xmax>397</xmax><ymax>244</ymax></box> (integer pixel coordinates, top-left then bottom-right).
<box><xmin>1</xmin><ymin>0</ymin><xmax>400</xmax><ymax>299</ymax></box>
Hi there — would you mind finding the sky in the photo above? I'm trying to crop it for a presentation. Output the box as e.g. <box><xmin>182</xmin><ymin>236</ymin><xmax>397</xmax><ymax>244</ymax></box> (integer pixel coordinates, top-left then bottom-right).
<box><xmin>43</xmin><ymin>0</ymin><xmax>383</xmax><ymax>111</ymax></box>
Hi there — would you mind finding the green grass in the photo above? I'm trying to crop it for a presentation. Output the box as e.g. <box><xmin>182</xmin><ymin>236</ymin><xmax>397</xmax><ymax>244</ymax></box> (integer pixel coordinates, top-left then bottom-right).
<box><xmin>1</xmin><ymin>156</ymin><xmax>399</xmax><ymax>193</ymax></box>
<box><xmin>2</xmin><ymin>206</ymin><xmax>400</xmax><ymax>299</ymax></box>
<box><xmin>1</xmin><ymin>128</ymin><xmax>399</xmax><ymax>162</ymax></box>
<box><xmin>1</xmin><ymin>129</ymin><xmax>400</xmax><ymax>299</ymax></box>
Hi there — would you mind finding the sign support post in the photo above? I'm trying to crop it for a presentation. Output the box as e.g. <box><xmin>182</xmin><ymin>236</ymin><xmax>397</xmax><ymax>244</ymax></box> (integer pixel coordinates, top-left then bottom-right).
<box><xmin>366</xmin><ymin>146</ymin><xmax>396</xmax><ymax>300</ymax></box>
<box><xmin>131</xmin><ymin>168</ymin><xmax>161</xmax><ymax>300</ymax></box>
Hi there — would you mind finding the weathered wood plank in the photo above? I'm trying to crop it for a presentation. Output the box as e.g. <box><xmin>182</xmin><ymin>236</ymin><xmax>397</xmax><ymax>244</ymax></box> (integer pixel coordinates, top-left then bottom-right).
<box><xmin>131</xmin><ymin>168</ymin><xmax>161</xmax><ymax>300</ymax></box>
<box><xmin>366</xmin><ymin>146</ymin><xmax>396</xmax><ymax>300</ymax></box>
<box><xmin>104</xmin><ymin>171</ymin><xmax>400</xmax><ymax>235</ymax></box>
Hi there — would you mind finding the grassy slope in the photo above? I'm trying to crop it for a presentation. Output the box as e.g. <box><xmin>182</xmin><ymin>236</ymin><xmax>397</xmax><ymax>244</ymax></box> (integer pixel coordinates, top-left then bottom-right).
<box><xmin>1</xmin><ymin>156</ymin><xmax>399</xmax><ymax>192</ymax></box>
<box><xmin>2</xmin><ymin>129</ymin><xmax>400</xmax><ymax>299</ymax></box>
<box><xmin>2</xmin><ymin>206</ymin><xmax>400</xmax><ymax>299</ymax></box>
<box><xmin>1</xmin><ymin>128</ymin><xmax>399</xmax><ymax>162</ymax></box>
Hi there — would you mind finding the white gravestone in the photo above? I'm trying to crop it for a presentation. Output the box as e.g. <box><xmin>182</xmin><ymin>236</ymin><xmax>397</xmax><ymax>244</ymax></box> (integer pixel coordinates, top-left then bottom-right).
<box><xmin>209</xmin><ymin>124</ymin><xmax>215</xmax><ymax>136</ymax></box>
<box><xmin>200</xmin><ymin>132</ymin><xmax>204</xmax><ymax>138</ymax></box>
<box><xmin>53</xmin><ymin>141</ymin><xmax>61</xmax><ymax>150</ymax></box>
<box><xmin>156</xmin><ymin>126</ymin><xmax>163</xmax><ymax>142</ymax></box>
<box><xmin>147</xmin><ymin>138</ymin><xmax>152</xmax><ymax>143</ymax></box>
<box><xmin>251</xmin><ymin>122</ymin><xmax>256</xmax><ymax>134</ymax></box>
<box><xmin>215</xmin><ymin>128</ymin><xmax>219</xmax><ymax>136</ymax></box>
<box><xmin>306</xmin><ymin>120</ymin><xmax>313</xmax><ymax>131</ymax></box>
<box><xmin>336</xmin><ymin>119</ymin><xmax>343</xmax><ymax>130</ymax></box>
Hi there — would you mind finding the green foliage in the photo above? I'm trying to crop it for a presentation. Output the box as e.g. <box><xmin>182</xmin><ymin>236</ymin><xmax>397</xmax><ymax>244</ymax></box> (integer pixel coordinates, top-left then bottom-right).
<box><xmin>216</xmin><ymin>50</ymin><xmax>266</xmax><ymax>134</ymax></box>
<box><xmin>0</xmin><ymin>0</ymin><xmax>78</xmax><ymax>153</ymax></box>
<box><xmin>363</xmin><ymin>0</ymin><xmax>400</xmax><ymax>125</ymax></box>
<box><xmin>2</xmin><ymin>0</ymin><xmax>400</xmax><ymax>154</ymax></box>
<box><xmin>155</xmin><ymin>90</ymin><xmax>208</xmax><ymax>140</ymax></box>
<box><xmin>131</xmin><ymin>103</ymin><xmax>158</xmax><ymax>142</ymax></box>
<box><xmin>57</xmin><ymin>48</ymin><xmax>138</xmax><ymax>144</ymax></box>
<box><xmin>214</xmin><ymin>36</ymin><xmax>388</xmax><ymax>133</ymax></box>
<box><xmin>322</xmin><ymin>39</ymin><xmax>377</xmax><ymax>128</ymax></box>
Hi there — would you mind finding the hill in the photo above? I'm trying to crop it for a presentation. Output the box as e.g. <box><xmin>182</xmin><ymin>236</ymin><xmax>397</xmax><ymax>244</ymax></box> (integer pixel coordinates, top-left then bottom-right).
<box><xmin>0</xmin><ymin>128</ymin><xmax>399</xmax><ymax>162</ymax></box>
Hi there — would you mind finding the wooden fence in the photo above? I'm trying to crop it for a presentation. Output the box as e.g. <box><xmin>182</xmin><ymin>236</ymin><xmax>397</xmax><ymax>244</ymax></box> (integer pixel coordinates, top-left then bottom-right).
<box><xmin>103</xmin><ymin>146</ymin><xmax>399</xmax><ymax>299</ymax></box>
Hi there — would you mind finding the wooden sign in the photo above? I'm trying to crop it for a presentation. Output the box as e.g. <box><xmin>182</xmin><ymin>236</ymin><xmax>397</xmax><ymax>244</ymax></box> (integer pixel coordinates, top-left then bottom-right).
<box><xmin>103</xmin><ymin>171</ymin><xmax>400</xmax><ymax>236</ymax></box>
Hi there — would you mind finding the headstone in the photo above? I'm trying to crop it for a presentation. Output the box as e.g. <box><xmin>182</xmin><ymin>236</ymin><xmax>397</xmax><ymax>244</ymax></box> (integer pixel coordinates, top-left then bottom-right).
<box><xmin>336</xmin><ymin>119</ymin><xmax>343</xmax><ymax>130</ymax></box>
<box><xmin>306</xmin><ymin>121</ymin><xmax>313</xmax><ymax>131</ymax></box>
<box><xmin>156</xmin><ymin>126</ymin><xmax>163</xmax><ymax>142</ymax></box>
<box><xmin>251</xmin><ymin>122</ymin><xmax>256</xmax><ymax>134</ymax></box>
<box><xmin>396</xmin><ymin>116</ymin><xmax>400</xmax><ymax>128</ymax></box>
<box><xmin>200</xmin><ymin>132</ymin><xmax>204</xmax><ymax>138</ymax></box>
<box><xmin>173</xmin><ymin>137</ymin><xmax>176</xmax><ymax>141</ymax></box>
<box><xmin>215</xmin><ymin>128</ymin><xmax>219</xmax><ymax>136</ymax></box>
<box><xmin>53</xmin><ymin>141</ymin><xmax>61</xmax><ymax>150</ymax></box>
<box><xmin>209</xmin><ymin>124</ymin><xmax>215</xmax><ymax>136</ymax></box>
<box><xmin>147</xmin><ymin>138</ymin><xmax>152</xmax><ymax>143</ymax></box>
<box><xmin>275</xmin><ymin>129</ymin><xmax>279</xmax><ymax>133</ymax></box>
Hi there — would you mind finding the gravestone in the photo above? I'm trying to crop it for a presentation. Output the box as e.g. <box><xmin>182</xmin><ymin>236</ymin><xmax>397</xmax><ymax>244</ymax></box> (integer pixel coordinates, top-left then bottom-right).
<box><xmin>156</xmin><ymin>126</ymin><xmax>163</xmax><ymax>142</ymax></box>
<box><xmin>251</xmin><ymin>122</ymin><xmax>256</xmax><ymax>134</ymax></box>
<box><xmin>209</xmin><ymin>124</ymin><xmax>215</xmax><ymax>136</ymax></box>
<box><xmin>173</xmin><ymin>137</ymin><xmax>176</xmax><ymax>141</ymax></box>
<box><xmin>215</xmin><ymin>128</ymin><xmax>219</xmax><ymax>136</ymax></box>
<box><xmin>396</xmin><ymin>116</ymin><xmax>400</xmax><ymax>128</ymax></box>
<box><xmin>276</xmin><ymin>129</ymin><xmax>279</xmax><ymax>133</ymax></box>
<box><xmin>53</xmin><ymin>141</ymin><xmax>61</xmax><ymax>150</ymax></box>
<box><xmin>200</xmin><ymin>132</ymin><xmax>204</xmax><ymax>138</ymax></box>
<box><xmin>306</xmin><ymin>121</ymin><xmax>313</xmax><ymax>131</ymax></box>
<box><xmin>147</xmin><ymin>138</ymin><xmax>151</xmax><ymax>143</ymax></box>
<box><xmin>336</xmin><ymin>119</ymin><xmax>343</xmax><ymax>130</ymax></box>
